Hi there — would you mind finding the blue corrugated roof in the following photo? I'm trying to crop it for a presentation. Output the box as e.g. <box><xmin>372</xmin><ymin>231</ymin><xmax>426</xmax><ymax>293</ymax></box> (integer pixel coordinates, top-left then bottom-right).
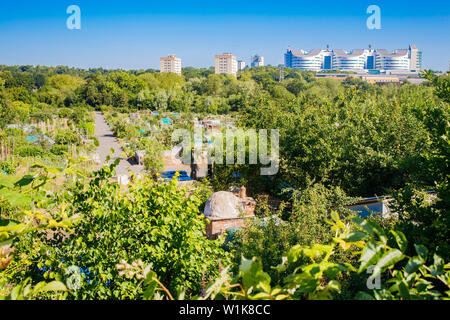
<box><xmin>26</xmin><ymin>136</ymin><xmax>38</xmax><ymax>143</ymax></box>
<box><xmin>161</xmin><ymin>118</ymin><xmax>172</xmax><ymax>125</ymax></box>
<box><xmin>160</xmin><ymin>170</ymin><xmax>192</xmax><ymax>181</ymax></box>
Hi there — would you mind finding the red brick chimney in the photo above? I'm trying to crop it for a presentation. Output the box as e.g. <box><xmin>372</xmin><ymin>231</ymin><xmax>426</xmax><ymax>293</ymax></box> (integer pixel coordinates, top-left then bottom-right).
<box><xmin>239</xmin><ymin>186</ymin><xmax>246</xmax><ymax>199</ymax></box>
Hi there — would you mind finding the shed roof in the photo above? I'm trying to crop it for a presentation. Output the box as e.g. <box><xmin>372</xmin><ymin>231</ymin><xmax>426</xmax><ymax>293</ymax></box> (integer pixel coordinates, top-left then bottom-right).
<box><xmin>204</xmin><ymin>191</ymin><xmax>244</xmax><ymax>219</ymax></box>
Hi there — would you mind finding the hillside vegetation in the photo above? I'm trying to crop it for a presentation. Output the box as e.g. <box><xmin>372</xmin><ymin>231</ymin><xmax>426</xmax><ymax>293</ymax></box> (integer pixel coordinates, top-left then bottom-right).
<box><xmin>0</xmin><ymin>65</ymin><xmax>449</xmax><ymax>300</ymax></box>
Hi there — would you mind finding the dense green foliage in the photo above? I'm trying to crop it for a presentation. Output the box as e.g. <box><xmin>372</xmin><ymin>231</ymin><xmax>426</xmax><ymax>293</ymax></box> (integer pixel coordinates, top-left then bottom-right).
<box><xmin>228</xmin><ymin>184</ymin><xmax>358</xmax><ymax>280</ymax></box>
<box><xmin>141</xmin><ymin>139</ymin><xmax>164</xmax><ymax>176</ymax></box>
<box><xmin>0</xmin><ymin>64</ymin><xmax>448</xmax><ymax>300</ymax></box>
<box><xmin>139</xmin><ymin>212</ymin><xmax>450</xmax><ymax>300</ymax></box>
<box><xmin>4</xmin><ymin>160</ymin><xmax>229</xmax><ymax>299</ymax></box>
<box><xmin>0</xmin><ymin>162</ymin><xmax>16</xmax><ymax>175</ymax></box>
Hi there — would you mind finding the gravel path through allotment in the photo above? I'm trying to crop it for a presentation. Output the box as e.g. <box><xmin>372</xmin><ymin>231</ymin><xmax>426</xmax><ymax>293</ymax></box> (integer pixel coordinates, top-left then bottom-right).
<box><xmin>94</xmin><ymin>112</ymin><xmax>144</xmax><ymax>177</ymax></box>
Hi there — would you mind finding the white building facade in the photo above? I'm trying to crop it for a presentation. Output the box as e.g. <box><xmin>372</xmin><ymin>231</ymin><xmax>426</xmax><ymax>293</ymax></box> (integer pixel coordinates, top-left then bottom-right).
<box><xmin>332</xmin><ymin>49</ymin><xmax>374</xmax><ymax>71</ymax></box>
<box><xmin>285</xmin><ymin>45</ymin><xmax>421</xmax><ymax>73</ymax></box>
<box><xmin>160</xmin><ymin>55</ymin><xmax>182</xmax><ymax>75</ymax></box>
<box><xmin>237</xmin><ymin>60</ymin><xmax>246</xmax><ymax>70</ymax></box>
<box><xmin>251</xmin><ymin>55</ymin><xmax>264</xmax><ymax>67</ymax></box>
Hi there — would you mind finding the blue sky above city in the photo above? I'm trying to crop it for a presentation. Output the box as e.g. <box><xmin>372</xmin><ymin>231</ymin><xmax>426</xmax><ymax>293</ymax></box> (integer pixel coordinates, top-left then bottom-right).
<box><xmin>0</xmin><ymin>1</ymin><xmax>449</xmax><ymax>70</ymax></box>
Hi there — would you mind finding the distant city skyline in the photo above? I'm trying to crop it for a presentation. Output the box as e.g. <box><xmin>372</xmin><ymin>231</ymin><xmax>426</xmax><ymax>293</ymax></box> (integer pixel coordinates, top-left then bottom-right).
<box><xmin>0</xmin><ymin>1</ymin><xmax>449</xmax><ymax>71</ymax></box>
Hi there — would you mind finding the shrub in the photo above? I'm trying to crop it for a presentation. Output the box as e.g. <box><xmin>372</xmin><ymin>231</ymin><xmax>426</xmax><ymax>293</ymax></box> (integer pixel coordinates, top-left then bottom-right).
<box><xmin>0</xmin><ymin>196</ymin><xmax>14</xmax><ymax>219</ymax></box>
<box><xmin>78</xmin><ymin>122</ymin><xmax>95</xmax><ymax>136</ymax></box>
<box><xmin>71</xmin><ymin>107</ymin><xmax>92</xmax><ymax>124</ymax></box>
<box><xmin>50</xmin><ymin>144</ymin><xmax>69</xmax><ymax>155</ymax></box>
<box><xmin>0</xmin><ymin>161</ymin><xmax>16</xmax><ymax>175</ymax></box>
<box><xmin>15</xmin><ymin>145</ymin><xmax>47</xmax><ymax>157</ymax></box>
<box><xmin>10</xmin><ymin>161</ymin><xmax>230</xmax><ymax>299</ymax></box>
<box><xmin>139</xmin><ymin>138</ymin><xmax>164</xmax><ymax>176</ymax></box>
<box><xmin>54</xmin><ymin>130</ymin><xmax>81</xmax><ymax>145</ymax></box>
<box><xmin>5</xmin><ymin>128</ymin><xmax>25</xmax><ymax>139</ymax></box>
<box><xmin>194</xmin><ymin>213</ymin><xmax>450</xmax><ymax>301</ymax></box>
<box><xmin>91</xmin><ymin>136</ymin><xmax>99</xmax><ymax>147</ymax></box>
<box><xmin>58</xmin><ymin>108</ymin><xmax>73</xmax><ymax>119</ymax></box>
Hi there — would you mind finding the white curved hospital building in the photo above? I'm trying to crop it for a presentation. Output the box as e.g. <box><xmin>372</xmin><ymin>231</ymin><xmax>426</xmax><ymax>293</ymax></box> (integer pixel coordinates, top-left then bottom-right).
<box><xmin>285</xmin><ymin>45</ymin><xmax>422</xmax><ymax>73</ymax></box>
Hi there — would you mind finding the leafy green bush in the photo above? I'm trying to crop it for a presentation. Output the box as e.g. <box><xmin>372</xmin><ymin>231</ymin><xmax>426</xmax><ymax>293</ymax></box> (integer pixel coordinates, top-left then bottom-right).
<box><xmin>54</xmin><ymin>130</ymin><xmax>81</xmax><ymax>145</ymax></box>
<box><xmin>91</xmin><ymin>136</ymin><xmax>99</xmax><ymax>147</ymax></box>
<box><xmin>0</xmin><ymin>162</ymin><xmax>16</xmax><ymax>175</ymax></box>
<box><xmin>10</xmin><ymin>161</ymin><xmax>230</xmax><ymax>299</ymax></box>
<box><xmin>228</xmin><ymin>185</ymin><xmax>361</xmax><ymax>291</ymax></box>
<box><xmin>57</xmin><ymin>108</ymin><xmax>73</xmax><ymax>119</ymax></box>
<box><xmin>0</xmin><ymin>196</ymin><xmax>14</xmax><ymax>219</ymax></box>
<box><xmin>15</xmin><ymin>145</ymin><xmax>47</xmax><ymax>157</ymax></box>
<box><xmin>5</xmin><ymin>128</ymin><xmax>25</xmax><ymax>139</ymax></box>
<box><xmin>140</xmin><ymin>138</ymin><xmax>164</xmax><ymax>176</ymax></box>
<box><xmin>141</xmin><ymin>212</ymin><xmax>450</xmax><ymax>301</ymax></box>
<box><xmin>78</xmin><ymin>122</ymin><xmax>95</xmax><ymax>136</ymax></box>
<box><xmin>70</xmin><ymin>107</ymin><xmax>92</xmax><ymax>124</ymax></box>
<box><xmin>50</xmin><ymin>144</ymin><xmax>69</xmax><ymax>156</ymax></box>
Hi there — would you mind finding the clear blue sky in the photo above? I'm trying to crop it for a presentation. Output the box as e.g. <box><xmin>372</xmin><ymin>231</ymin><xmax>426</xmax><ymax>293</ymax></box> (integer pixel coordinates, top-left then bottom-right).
<box><xmin>0</xmin><ymin>1</ymin><xmax>449</xmax><ymax>70</ymax></box>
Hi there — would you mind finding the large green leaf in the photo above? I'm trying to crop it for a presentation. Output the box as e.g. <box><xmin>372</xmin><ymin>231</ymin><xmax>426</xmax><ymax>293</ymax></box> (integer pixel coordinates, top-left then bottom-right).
<box><xmin>390</xmin><ymin>230</ymin><xmax>408</xmax><ymax>252</ymax></box>
<box><xmin>358</xmin><ymin>240</ymin><xmax>384</xmax><ymax>272</ymax></box>
<box><xmin>0</xmin><ymin>218</ymin><xmax>19</xmax><ymax>228</ymax></box>
<box><xmin>40</xmin><ymin>281</ymin><xmax>67</xmax><ymax>292</ymax></box>
<box><xmin>14</xmin><ymin>175</ymin><xmax>35</xmax><ymax>187</ymax></box>
<box><xmin>431</xmin><ymin>254</ymin><xmax>444</xmax><ymax>276</ymax></box>
<box><xmin>286</xmin><ymin>245</ymin><xmax>302</xmax><ymax>264</ymax></box>
<box><xmin>414</xmin><ymin>244</ymin><xmax>428</xmax><ymax>263</ymax></box>
<box><xmin>358</xmin><ymin>220</ymin><xmax>387</xmax><ymax>243</ymax></box>
<box><xmin>405</xmin><ymin>257</ymin><xmax>424</xmax><ymax>276</ymax></box>
<box><xmin>398</xmin><ymin>280</ymin><xmax>411</xmax><ymax>300</ymax></box>
<box><xmin>345</xmin><ymin>231</ymin><xmax>369</xmax><ymax>242</ymax></box>
<box><xmin>0</xmin><ymin>181</ymin><xmax>14</xmax><ymax>189</ymax></box>
<box><xmin>355</xmin><ymin>291</ymin><xmax>375</xmax><ymax>300</ymax></box>
<box><xmin>240</xmin><ymin>257</ymin><xmax>271</xmax><ymax>293</ymax></box>
<box><xmin>143</xmin><ymin>275</ymin><xmax>158</xmax><ymax>300</ymax></box>
<box><xmin>372</xmin><ymin>249</ymin><xmax>404</xmax><ymax>277</ymax></box>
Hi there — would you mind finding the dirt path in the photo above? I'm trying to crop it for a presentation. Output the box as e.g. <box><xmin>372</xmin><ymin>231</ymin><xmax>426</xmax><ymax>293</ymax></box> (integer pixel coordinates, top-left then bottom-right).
<box><xmin>94</xmin><ymin>112</ymin><xmax>144</xmax><ymax>177</ymax></box>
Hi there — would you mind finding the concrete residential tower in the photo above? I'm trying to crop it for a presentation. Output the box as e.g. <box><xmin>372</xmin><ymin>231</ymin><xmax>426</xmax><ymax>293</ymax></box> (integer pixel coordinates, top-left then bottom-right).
<box><xmin>160</xmin><ymin>55</ymin><xmax>182</xmax><ymax>75</ymax></box>
<box><xmin>237</xmin><ymin>60</ymin><xmax>246</xmax><ymax>70</ymax></box>
<box><xmin>408</xmin><ymin>44</ymin><xmax>422</xmax><ymax>72</ymax></box>
<box><xmin>215</xmin><ymin>53</ymin><xmax>238</xmax><ymax>76</ymax></box>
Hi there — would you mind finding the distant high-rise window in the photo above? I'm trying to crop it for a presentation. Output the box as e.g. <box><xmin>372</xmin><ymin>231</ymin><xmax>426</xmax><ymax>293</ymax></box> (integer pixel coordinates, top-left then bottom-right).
<box><xmin>324</xmin><ymin>56</ymin><xmax>332</xmax><ymax>69</ymax></box>
<box><xmin>367</xmin><ymin>56</ymin><xmax>375</xmax><ymax>69</ymax></box>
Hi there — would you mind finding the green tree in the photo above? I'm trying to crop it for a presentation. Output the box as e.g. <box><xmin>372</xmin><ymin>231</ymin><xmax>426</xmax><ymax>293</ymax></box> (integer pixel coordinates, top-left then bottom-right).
<box><xmin>0</xmin><ymin>92</ymin><xmax>14</xmax><ymax>129</ymax></box>
<box><xmin>9</xmin><ymin>161</ymin><xmax>230</xmax><ymax>299</ymax></box>
<box><xmin>140</xmin><ymin>138</ymin><xmax>164</xmax><ymax>177</ymax></box>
